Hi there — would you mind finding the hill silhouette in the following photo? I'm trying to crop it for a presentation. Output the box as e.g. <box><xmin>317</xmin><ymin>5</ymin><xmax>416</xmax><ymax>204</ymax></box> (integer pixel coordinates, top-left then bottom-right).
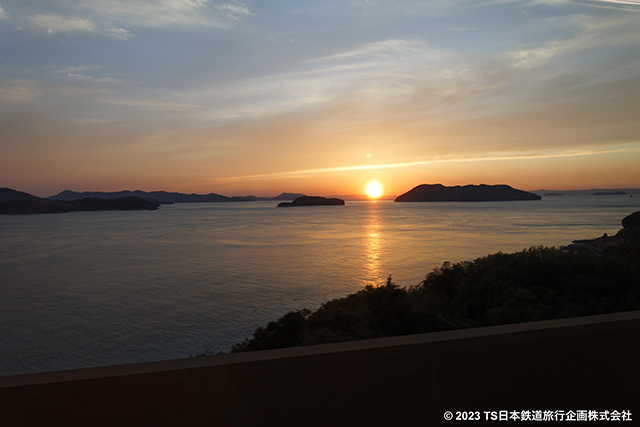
<box><xmin>0</xmin><ymin>188</ymin><xmax>41</xmax><ymax>203</ymax></box>
<box><xmin>49</xmin><ymin>189</ymin><xmax>307</xmax><ymax>203</ymax></box>
<box><xmin>0</xmin><ymin>188</ymin><xmax>159</xmax><ymax>214</ymax></box>
<box><xmin>49</xmin><ymin>189</ymin><xmax>235</xmax><ymax>203</ymax></box>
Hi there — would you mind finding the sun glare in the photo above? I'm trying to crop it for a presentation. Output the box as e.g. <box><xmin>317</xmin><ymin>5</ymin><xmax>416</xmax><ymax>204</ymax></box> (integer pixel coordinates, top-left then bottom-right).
<box><xmin>365</xmin><ymin>181</ymin><xmax>383</xmax><ymax>199</ymax></box>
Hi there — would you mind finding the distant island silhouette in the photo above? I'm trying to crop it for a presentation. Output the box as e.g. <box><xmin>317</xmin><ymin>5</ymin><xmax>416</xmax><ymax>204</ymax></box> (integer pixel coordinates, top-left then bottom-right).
<box><xmin>277</xmin><ymin>196</ymin><xmax>345</xmax><ymax>207</ymax></box>
<box><xmin>394</xmin><ymin>184</ymin><xmax>541</xmax><ymax>202</ymax></box>
<box><xmin>593</xmin><ymin>191</ymin><xmax>627</xmax><ymax>196</ymax></box>
<box><xmin>0</xmin><ymin>188</ymin><xmax>159</xmax><ymax>214</ymax></box>
<box><xmin>48</xmin><ymin>190</ymin><xmax>305</xmax><ymax>203</ymax></box>
<box><xmin>531</xmin><ymin>188</ymin><xmax>640</xmax><ymax>197</ymax></box>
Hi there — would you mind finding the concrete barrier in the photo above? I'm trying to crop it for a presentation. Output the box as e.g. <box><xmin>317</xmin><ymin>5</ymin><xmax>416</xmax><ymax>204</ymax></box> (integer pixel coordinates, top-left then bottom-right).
<box><xmin>1</xmin><ymin>310</ymin><xmax>638</xmax><ymax>426</ymax></box>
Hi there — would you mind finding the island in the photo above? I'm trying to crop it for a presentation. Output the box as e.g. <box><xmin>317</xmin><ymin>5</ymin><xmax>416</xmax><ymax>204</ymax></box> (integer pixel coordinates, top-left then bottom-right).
<box><xmin>0</xmin><ymin>188</ymin><xmax>159</xmax><ymax>214</ymax></box>
<box><xmin>49</xmin><ymin>189</ymin><xmax>248</xmax><ymax>203</ymax></box>
<box><xmin>532</xmin><ymin>188</ymin><xmax>640</xmax><ymax>196</ymax></box>
<box><xmin>48</xmin><ymin>189</ymin><xmax>309</xmax><ymax>203</ymax></box>
<box><xmin>277</xmin><ymin>196</ymin><xmax>345</xmax><ymax>207</ymax></box>
<box><xmin>593</xmin><ymin>191</ymin><xmax>627</xmax><ymax>196</ymax></box>
<box><xmin>394</xmin><ymin>184</ymin><xmax>541</xmax><ymax>202</ymax></box>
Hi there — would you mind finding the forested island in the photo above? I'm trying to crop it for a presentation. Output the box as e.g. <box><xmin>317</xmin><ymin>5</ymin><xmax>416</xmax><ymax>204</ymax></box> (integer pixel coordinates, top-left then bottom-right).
<box><xmin>0</xmin><ymin>188</ymin><xmax>159</xmax><ymax>214</ymax></box>
<box><xmin>395</xmin><ymin>184</ymin><xmax>541</xmax><ymax>202</ymax></box>
<box><xmin>215</xmin><ymin>211</ymin><xmax>640</xmax><ymax>354</ymax></box>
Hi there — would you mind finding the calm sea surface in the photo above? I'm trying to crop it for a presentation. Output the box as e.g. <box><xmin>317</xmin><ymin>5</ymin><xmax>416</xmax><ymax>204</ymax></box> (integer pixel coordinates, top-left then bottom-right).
<box><xmin>1</xmin><ymin>196</ymin><xmax>638</xmax><ymax>376</ymax></box>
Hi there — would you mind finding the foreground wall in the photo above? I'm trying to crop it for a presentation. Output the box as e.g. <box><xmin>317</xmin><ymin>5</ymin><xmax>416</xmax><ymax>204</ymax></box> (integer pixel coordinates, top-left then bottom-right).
<box><xmin>1</xmin><ymin>311</ymin><xmax>638</xmax><ymax>426</ymax></box>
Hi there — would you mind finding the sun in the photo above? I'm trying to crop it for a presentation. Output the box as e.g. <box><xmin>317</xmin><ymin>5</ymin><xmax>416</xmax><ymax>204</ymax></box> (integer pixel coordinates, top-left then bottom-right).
<box><xmin>364</xmin><ymin>180</ymin><xmax>384</xmax><ymax>199</ymax></box>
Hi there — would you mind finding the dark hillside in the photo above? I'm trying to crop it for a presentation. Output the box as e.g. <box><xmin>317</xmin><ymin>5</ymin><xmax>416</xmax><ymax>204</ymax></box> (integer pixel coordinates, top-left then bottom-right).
<box><xmin>50</xmin><ymin>190</ymin><xmax>235</xmax><ymax>203</ymax></box>
<box><xmin>0</xmin><ymin>188</ymin><xmax>159</xmax><ymax>214</ymax></box>
<box><xmin>0</xmin><ymin>187</ymin><xmax>41</xmax><ymax>203</ymax></box>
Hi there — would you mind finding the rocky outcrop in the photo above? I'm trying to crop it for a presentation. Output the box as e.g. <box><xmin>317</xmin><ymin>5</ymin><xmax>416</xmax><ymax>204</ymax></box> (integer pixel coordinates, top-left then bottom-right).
<box><xmin>277</xmin><ymin>196</ymin><xmax>345</xmax><ymax>207</ymax></box>
<box><xmin>568</xmin><ymin>211</ymin><xmax>640</xmax><ymax>252</ymax></box>
<box><xmin>394</xmin><ymin>184</ymin><xmax>541</xmax><ymax>202</ymax></box>
<box><xmin>617</xmin><ymin>211</ymin><xmax>640</xmax><ymax>240</ymax></box>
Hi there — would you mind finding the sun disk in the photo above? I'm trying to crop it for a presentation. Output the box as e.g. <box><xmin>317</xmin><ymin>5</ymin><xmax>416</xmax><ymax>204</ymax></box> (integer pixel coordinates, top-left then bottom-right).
<box><xmin>365</xmin><ymin>181</ymin><xmax>383</xmax><ymax>199</ymax></box>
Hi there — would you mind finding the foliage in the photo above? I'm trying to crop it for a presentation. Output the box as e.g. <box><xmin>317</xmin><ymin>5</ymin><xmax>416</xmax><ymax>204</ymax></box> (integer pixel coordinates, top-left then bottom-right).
<box><xmin>419</xmin><ymin>242</ymin><xmax>639</xmax><ymax>328</ymax></box>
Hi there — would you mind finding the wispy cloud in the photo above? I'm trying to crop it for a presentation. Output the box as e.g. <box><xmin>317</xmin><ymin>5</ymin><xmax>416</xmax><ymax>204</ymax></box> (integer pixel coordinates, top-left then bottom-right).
<box><xmin>28</xmin><ymin>13</ymin><xmax>95</xmax><ymax>33</ymax></box>
<box><xmin>0</xmin><ymin>3</ymin><xmax>9</xmax><ymax>20</ymax></box>
<box><xmin>557</xmin><ymin>0</ymin><xmax>640</xmax><ymax>10</ymax></box>
<box><xmin>7</xmin><ymin>0</ymin><xmax>252</xmax><ymax>38</ymax></box>
<box><xmin>66</xmin><ymin>73</ymin><xmax>126</xmax><ymax>84</ymax></box>
<box><xmin>51</xmin><ymin>65</ymin><xmax>104</xmax><ymax>74</ymax></box>
<box><xmin>106</xmin><ymin>96</ymin><xmax>200</xmax><ymax>111</ymax></box>
<box><xmin>28</xmin><ymin>83</ymin><xmax>200</xmax><ymax>112</ymax></box>
<box><xmin>105</xmin><ymin>27</ymin><xmax>135</xmax><ymax>40</ymax></box>
<box><xmin>309</xmin><ymin>39</ymin><xmax>426</xmax><ymax>63</ymax></box>
<box><xmin>0</xmin><ymin>79</ymin><xmax>41</xmax><ymax>103</ymax></box>
<box><xmin>593</xmin><ymin>0</ymin><xmax>640</xmax><ymax>5</ymax></box>
<box><xmin>73</xmin><ymin>0</ymin><xmax>252</xmax><ymax>29</ymax></box>
<box><xmin>508</xmin><ymin>41</ymin><xmax>561</xmax><ymax>69</ymax></box>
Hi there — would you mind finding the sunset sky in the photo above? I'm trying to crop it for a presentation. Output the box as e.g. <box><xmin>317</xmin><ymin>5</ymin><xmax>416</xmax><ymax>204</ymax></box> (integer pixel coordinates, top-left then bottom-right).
<box><xmin>1</xmin><ymin>0</ymin><xmax>639</xmax><ymax>198</ymax></box>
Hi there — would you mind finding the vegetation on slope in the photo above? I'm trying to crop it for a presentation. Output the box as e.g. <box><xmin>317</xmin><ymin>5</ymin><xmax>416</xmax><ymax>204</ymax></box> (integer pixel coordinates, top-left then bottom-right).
<box><xmin>227</xmin><ymin>217</ymin><xmax>640</xmax><ymax>354</ymax></box>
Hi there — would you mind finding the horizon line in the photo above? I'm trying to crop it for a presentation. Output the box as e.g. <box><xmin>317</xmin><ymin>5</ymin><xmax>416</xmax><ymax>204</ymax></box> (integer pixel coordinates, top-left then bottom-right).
<box><xmin>23</xmin><ymin>185</ymin><xmax>640</xmax><ymax>200</ymax></box>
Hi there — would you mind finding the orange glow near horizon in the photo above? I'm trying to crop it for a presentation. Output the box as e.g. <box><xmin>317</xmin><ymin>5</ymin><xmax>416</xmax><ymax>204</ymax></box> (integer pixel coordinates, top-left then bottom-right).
<box><xmin>364</xmin><ymin>180</ymin><xmax>384</xmax><ymax>199</ymax></box>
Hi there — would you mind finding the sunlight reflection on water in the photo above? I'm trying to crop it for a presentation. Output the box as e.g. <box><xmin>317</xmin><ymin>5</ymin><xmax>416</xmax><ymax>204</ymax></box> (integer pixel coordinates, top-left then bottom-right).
<box><xmin>364</xmin><ymin>201</ymin><xmax>383</xmax><ymax>286</ymax></box>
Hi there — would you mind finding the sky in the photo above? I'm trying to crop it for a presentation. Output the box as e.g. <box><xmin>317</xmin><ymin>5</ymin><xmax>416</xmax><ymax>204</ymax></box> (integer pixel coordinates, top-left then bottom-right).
<box><xmin>1</xmin><ymin>0</ymin><xmax>639</xmax><ymax>198</ymax></box>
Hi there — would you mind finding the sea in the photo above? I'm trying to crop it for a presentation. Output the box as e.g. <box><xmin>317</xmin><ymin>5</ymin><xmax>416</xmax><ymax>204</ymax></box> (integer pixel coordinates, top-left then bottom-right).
<box><xmin>1</xmin><ymin>195</ymin><xmax>638</xmax><ymax>377</ymax></box>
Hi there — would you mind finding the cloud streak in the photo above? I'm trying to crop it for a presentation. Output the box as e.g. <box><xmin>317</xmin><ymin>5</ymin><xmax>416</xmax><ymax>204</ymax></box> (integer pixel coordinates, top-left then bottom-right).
<box><xmin>0</xmin><ymin>79</ymin><xmax>41</xmax><ymax>103</ymax></box>
<box><xmin>219</xmin><ymin>143</ymin><xmax>640</xmax><ymax>181</ymax></box>
<box><xmin>593</xmin><ymin>0</ymin><xmax>640</xmax><ymax>4</ymax></box>
<box><xmin>0</xmin><ymin>3</ymin><xmax>9</xmax><ymax>19</ymax></box>
<box><xmin>66</xmin><ymin>73</ymin><xmax>126</xmax><ymax>84</ymax></box>
<box><xmin>5</xmin><ymin>0</ymin><xmax>252</xmax><ymax>38</ymax></box>
<box><xmin>308</xmin><ymin>39</ymin><xmax>426</xmax><ymax>63</ymax></box>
